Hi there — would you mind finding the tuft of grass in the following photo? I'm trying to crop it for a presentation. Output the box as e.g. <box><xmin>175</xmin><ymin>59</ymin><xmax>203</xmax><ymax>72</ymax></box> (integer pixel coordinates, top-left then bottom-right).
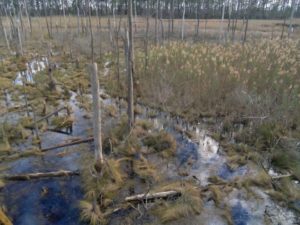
<box><xmin>143</xmin><ymin>132</ymin><xmax>176</xmax><ymax>157</ymax></box>
<box><xmin>51</xmin><ymin>116</ymin><xmax>74</xmax><ymax>129</ymax></box>
<box><xmin>136</xmin><ymin>120</ymin><xmax>153</xmax><ymax>130</ymax></box>
<box><xmin>79</xmin><ymin>200</ymin><xmax>105</xmax><ymax>225</ymax></box>
<box><xmin>104</xmin><ymin>105</ymin><xmax>117</xmax><ymax>118</ymax></box>
<box><xmin>152</xmin><ymin>181</ymin><xmax>202</xmax><ymax>223</ymax></box>
<box><xmin>133</xmin><ymin>155</ymin><xmax>160</xmax><ymax>181</ymax></box>
<box><xmin>271</xmin><ymin>149</ymin><xmax>300</xmax><ymax>180</ymax></box>
<box><xmin>209</xmin><ymin>185</ymin><xmax>223</xmax><ymax>207</ymax></box>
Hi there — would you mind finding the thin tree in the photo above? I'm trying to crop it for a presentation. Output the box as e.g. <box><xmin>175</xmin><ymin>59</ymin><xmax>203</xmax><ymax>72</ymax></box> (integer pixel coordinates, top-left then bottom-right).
<box><xmin>288</xmin><ymin>0</ymin><xmax>297</xmax><ymax>38</ymax></box>
<box><xmin>181</xmin><ymin>0</ymin><xmax>186</xmax><ymax>40</ymax></box>
<box><xmin>219</xmin><ymin>0</ymin><xmax>226</xmax><ymax>42</ymax></box>
<box><xmin>89</xmin><ymin>0</ymin><xmax>103</xmax><ymax>165</ymax></box>
<box><xmin>127</xmin><ymin>0</ymin><xmax>134</xmax><ymax>130</ymax></box>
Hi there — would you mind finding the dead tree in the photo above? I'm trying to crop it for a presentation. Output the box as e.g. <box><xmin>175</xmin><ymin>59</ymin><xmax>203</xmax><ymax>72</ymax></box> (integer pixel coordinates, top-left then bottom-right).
<box><xmin>181</xmin><ymin>0</ymin><xmax>186</xmax><ymax>40</ymax></box>
<box><xmin>219</xmin><ymin>0</ymin><xmax>226</xmax><ymax>42</ymax></box>
<box><xmin>288</xmin><ymin>0</ymin><xmax>297</xmax><ymax>38</ymax></box>
<box><xmin>127</xmin><ymin>0</ymin><xmax>135</xmax><ymax>130</ymax></box>
<box><xmin>90</xmin><ymin>63</ymin><xmax>104</xmax><ymax>165</ymax></box>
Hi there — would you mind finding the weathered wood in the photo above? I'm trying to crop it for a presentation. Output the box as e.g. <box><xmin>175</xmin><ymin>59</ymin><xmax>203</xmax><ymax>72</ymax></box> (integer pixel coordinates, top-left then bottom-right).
<box><xmin>127</xmin><ymin>0</ymin><xmax>134</xmax><ymax>130</ymax></box>
<box><xmin>41</xmin><ymin>137</ymin><xmax>93</xmax><ymax>152</ymax></box>
<box><xmin>4</xmin><ymin>170</ymin><xmax>79</xmax><ymax>181</ymax></box>
<box><xmin>125</xmin><ymin>190</ymin><xmax>181</xmax><ymax>203</ymax></box>
<box><xmin>271</xmin><ymin>174</ymin><xmax>292</xmax><ymax>179</ymax></box>
<box><xmin>0</xmin><ymin>209</ymin><xmax>13</xmax><ymax>225</ymax></box>
<box><xmin>90</xmin><ymin>63</ymin><xmax>103</xmax><ymax>164</ymax></box>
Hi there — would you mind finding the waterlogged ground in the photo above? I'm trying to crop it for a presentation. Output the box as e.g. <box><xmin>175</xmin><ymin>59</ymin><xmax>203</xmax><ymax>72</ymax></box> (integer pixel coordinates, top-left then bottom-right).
<box><xmin>0</xmin><ymin>58</ymin><xmax>299</xmax><ymax>225</ymax></box>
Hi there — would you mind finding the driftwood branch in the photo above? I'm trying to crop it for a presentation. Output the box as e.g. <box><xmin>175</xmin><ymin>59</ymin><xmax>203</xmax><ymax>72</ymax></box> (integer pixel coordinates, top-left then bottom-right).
<box><xmin>41</xmin><ymin>137</ymin><xmax>94</xmax><ymax>152</ymax></box>
<box><xmin>271</xmin><ymin>173</ymin><xmax>292</xmax><ymax>179</ymax></box>
<box><xmin>125</xmin><ymin>190</ymin><xmax>181</xmax><ymax>203</ymax></box>
<box><xmin>3</xmin><ymin>170</ymin><xmax>79</xmax><ymax>181</ymax></box>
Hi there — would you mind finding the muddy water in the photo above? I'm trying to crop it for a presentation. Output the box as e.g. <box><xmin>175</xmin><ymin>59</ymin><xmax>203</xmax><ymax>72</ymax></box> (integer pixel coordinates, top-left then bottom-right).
<box><xmin>1</xmin><ymin>60</ymin><xmax>299</xmax><ymax>225</ymax></box>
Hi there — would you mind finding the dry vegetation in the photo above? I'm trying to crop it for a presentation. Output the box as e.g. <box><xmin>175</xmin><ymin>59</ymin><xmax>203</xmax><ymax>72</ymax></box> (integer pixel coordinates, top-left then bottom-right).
<box><xmin>0</xmin><ymin>14</ymin><xmax>300</xmax><ymax>225</ymax></box>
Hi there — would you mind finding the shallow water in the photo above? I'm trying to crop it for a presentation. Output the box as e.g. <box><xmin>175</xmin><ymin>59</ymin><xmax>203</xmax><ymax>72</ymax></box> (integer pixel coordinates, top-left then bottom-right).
<box><xmin>1</xmin><ymin>62</ymin><xmax>299</xmax><ymax>225</ymax></box>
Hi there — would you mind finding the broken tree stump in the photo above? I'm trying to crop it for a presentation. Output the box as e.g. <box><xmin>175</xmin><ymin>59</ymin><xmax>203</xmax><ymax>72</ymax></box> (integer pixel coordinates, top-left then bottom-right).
<box><xmin>125</xmin><ymin>190</ymin><xmax>181</xmax><ymax>203</ymax></box>
<box><xmin>3</xmin><ymin>170</ymin><xmax>80</xmax><ymax>181</ymax></box>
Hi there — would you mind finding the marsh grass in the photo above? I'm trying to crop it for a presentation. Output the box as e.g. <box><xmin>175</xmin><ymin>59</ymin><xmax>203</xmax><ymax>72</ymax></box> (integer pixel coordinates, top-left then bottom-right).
<box><xmin>143</xmin><ymin>132</ymin><xmax>177</xmax><ymax>157</ymax></box>
<box><xmin>152</xmin><ymin>181</ymin><xmax>203</xmax><ymax>223</ymax></box>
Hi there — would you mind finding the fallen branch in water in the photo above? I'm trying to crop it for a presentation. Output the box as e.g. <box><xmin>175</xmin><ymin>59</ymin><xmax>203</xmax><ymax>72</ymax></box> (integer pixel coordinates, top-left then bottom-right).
<box><xmin>125</xmin><ymin>190</ymin><xmax>181</xmax><ymax>203</ymax></box>
<box><xmin>271</xmin><ymin>173</ymin><xmax>292</xmax><ymax>179</ymax></box>
<box><xmin>41</xmin><ymin>137</ymin><xmax>94</xmax><ymax>152</ymax></box>
<box><xmin>34</xmin><ymin>106</ymin><xmax>68</xmax><ymax>124</ymax></box>
<box><xmin>3</xmin><ymin>170</ymin><xmax>80</xmax><ymax>181</ymax></box>
<box><xmin>0</xmin><ymin>209</ymin><xmax>13</xmax><ymax>225</ymax></box>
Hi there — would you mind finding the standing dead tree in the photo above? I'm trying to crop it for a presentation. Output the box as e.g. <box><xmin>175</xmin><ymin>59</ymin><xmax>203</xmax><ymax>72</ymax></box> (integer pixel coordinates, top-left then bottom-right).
<box><xmin>90</xmin><ymin>63</ymin><xmax>104</xmax><ymax>166</ymax></box>
<box><xmin>288</xmin><ymin>0</ymin><xmax>297</xmax><ymax>38</ymax></box>
<box><xmin>181</xmin><ymin>0</ymin><xmax>186</xmax><ymax>40</ymax></box>
<box><xmin>127</xmin><ymin>0</ymin><xmax>135</xmax><ymax>130</ymax></box>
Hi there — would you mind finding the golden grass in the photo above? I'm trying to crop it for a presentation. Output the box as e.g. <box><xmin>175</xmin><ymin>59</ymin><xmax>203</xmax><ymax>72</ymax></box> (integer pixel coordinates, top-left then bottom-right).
<box><xmin>152</xmin><ymin>181</ymin><xmax>202</xmax><ymax>223</ymax></box>
<box><xmin>79</xmin><ymin>200</ymin><xmax>105</xmax><ymax>225</ymax></box>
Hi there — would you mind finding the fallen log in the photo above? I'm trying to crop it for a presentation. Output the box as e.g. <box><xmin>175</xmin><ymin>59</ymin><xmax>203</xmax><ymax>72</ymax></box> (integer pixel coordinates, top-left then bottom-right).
<box><xmin>41</xmin><ymin>137</ymin><xmax>94</xmax><ymax>152</ymax></box>
<box><xmin>271</xmin><ymin>173</ymin><xmax>292</xmax><ymax>179</ymax></box>
<box><xmin>3</xmin><ymin>170</ymin><xmax>80</xmax><ymax>181</ymax></box>
<box><xmin>125</xmin><ymin>190</ymin><xmax>181</xmax><ymax>203</ymax></box>
<box><xmin>0</xmin><ymin>209</ymin><xmax>13</xmax><ymax>225</ymax></box>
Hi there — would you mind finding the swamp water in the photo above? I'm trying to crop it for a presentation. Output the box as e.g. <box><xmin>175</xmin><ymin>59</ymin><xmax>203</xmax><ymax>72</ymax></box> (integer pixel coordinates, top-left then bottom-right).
<box><xmin>0</xmin><ymin>59</ymin><xmax>299</xmax><ymax>225</ymax></box>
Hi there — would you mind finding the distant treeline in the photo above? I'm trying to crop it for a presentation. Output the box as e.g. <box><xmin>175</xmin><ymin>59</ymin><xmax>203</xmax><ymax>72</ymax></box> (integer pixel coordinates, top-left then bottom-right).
<box><xmin>0</xmin><ymin>0</ymin><xmax>299</xmax><ymax>20</ymax></box>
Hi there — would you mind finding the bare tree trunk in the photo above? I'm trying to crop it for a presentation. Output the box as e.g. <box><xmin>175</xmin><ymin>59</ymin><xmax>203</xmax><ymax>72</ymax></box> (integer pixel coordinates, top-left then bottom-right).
<box><xmin>76</xmin><ymin>0</ymin><xmax>81</xmax><ymax>34</ymax></box>
<box><xmin>288</xmin><ymin>0</ymin><xmax>297</xmax><ymax>38</ymax></box>
<box><xmin>160</xmin><ymin>0</ymin><xmax>165</xmax><ymax>43</ymax></box>
<box><xmin>17</xmin><ymin>23</ymin><xmax>24</xmax><ymax>56</ymax></box>
<box><xmin>219</xmin><ymin>0</ymin><xmax>226</xmax><ymax>43</ymax></box>
<box><xmin>88</xmin><ymin>0</ymin><xmax>94</xmax><ymax>62</ymax></box>
<box><xmin>171</xmin><ymin>0</ymin><xmax>174</xmax><ymax>33</ymax></box>
<box><xmin>181</xmin><ymin>0</ymin><xmax>186</xmax><ymax>40</ymax></box>
<box><xmin>3</xmin><ymin>28</ymin><xmax>12</xmax><ymax>53</ymax></box>
<box><xmin>23</xmin><ymin>0</ymin><xmax>33</xmax><ymax>34</ymax></box>
<box><xmin>243</xmin><ymin>16</ymin><xmax>249</xmax><ymax>44</ymax></box>
<box><xmin>134</xmin><ymin>0</ymin><xmax>138</xmax><ymax>32</ymax></box>
<box><xmin>155</xmin><ymin>0</ymin><xmax>159</xmax><ymax>45</ymax></box>
<box><xmin>62</xmin><ymin>0</ymin><xmax>67</xmax><ymax>29</ymax></box>
<box><xmin>127</xmin><ymin>0</ymin><xmax>135</xmax><ymax>130</ymax></box>
<box><xmin>195</xmin><ymin>0</ymin><xmax>201</xmax><ymax>40</ymax></box>
<box><xmin>144</xmin><ymin>0</ymin><xmax>150</xmax><ymax>72</ymax></box>
<box><xmin>43</xmin><ymin>0</ymin><xmax>51</xmax><ymax>38</ymax></box>
<box><xmin>90</xmin><ymin>63</ymin><xmax>103</xmax><ymax>164</ymax></box>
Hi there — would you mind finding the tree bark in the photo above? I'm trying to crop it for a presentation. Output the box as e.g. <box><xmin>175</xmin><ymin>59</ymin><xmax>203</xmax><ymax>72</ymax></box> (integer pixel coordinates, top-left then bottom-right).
<box><xmin>127</xmin><ymin>0</ymin><xmax>135</xmax><ymax>130</ymax></box>
<box><xmin>288</xmin><ymin>0</ymin><xmax>297</xmax><ymax>38</ymax></box>
<box><xmin>90</xmin><ymin>63</ymin><xmax>103</xmax><ymax>164</ymax></box>
<box><xmin>181</xmin><ymin>0</ymin><xmax>186</xmax><ymax>40</ymax></box>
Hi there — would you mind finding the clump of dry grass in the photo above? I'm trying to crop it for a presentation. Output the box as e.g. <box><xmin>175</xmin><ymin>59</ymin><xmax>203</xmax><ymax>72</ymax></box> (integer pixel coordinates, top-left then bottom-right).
<box><xmin>133</xmin><ymin>155</ymin><xmax>160</xmax><ymax>181</ymax></box>
<box><xmin>152</xmin><ymin>181</ymin><xmax>202</xmax><ymax>223</ymax></box>
<box><xmin>50</xmin><ymin>115</ymin><xmax>74</xmax><ymax>129</ymax></box>
<box><xmin>143</xmin><ymin>132</ymin><xmax>177</xmax><ymax>157</ymax></box>
<box><xmin>104</xmin><ymin>105</ymin><xmax>117</xmax><ymax>118</ymax></box>
<box><xmin>80</xmin><ymin>200</ymin><xmax>106</xmax><ymax>225</ymax></box>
